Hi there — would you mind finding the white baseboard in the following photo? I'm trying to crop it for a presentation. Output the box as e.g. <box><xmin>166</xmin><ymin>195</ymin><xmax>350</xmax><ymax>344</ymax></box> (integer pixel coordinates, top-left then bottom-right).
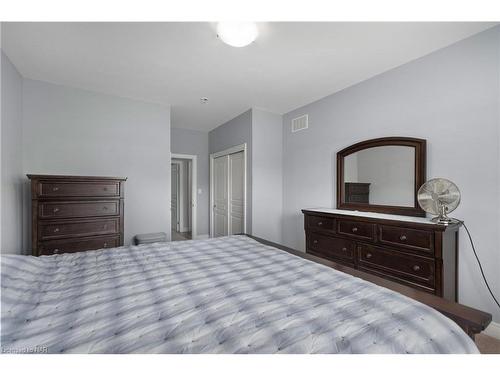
<box><xmin>483</xmin><ymin>321</ymin><xmax>500</xmax><ymax>339</ymax></box>
<box><xmin>193</xmin><ymin>234</ymin><xmax>209</xmax><ymax>240</ymax></box>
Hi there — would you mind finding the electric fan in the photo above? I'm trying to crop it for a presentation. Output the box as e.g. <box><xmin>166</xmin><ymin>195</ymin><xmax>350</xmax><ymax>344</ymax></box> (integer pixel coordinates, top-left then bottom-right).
<box><xmin>418</xmin><ymin>178</ymin><xmax>500</xmax><ymax>309</ymax></box>
<box><xmin>417</xmin><ymin>178</ymin><xmax>461</xmax><ymax>224</ymax></box>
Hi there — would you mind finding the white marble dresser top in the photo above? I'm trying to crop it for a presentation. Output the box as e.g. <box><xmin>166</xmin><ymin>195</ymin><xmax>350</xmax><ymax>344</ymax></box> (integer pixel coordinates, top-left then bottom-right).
<box><xmin>302</xmin><ymin>207</ymin><xmax>442</xmax><ymax>225</ymax></box>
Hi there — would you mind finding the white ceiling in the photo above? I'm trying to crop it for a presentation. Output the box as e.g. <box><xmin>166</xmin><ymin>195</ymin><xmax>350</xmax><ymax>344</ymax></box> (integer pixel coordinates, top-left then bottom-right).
<box><xmin>2</xmin><ymin>22</ymin><xmax>496</xmax><ymax>131</ymax></box>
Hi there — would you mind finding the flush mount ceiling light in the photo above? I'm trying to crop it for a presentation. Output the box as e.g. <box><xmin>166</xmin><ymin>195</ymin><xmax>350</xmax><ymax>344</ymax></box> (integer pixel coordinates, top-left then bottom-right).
<box><xmin>216</xmin><ymin>22</ymin><xmax>258</xmax><ymax>47</ymax></box>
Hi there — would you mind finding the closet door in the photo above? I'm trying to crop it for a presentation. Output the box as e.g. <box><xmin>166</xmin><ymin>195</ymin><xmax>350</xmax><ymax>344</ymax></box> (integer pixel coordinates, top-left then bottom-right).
<box><xmin>213</xmin><ymin>155</ymin><xmax>229</xmax><ymax>237</ymax></box>
<box><xmin>229</xmin><ymin>151</ymin><xmax>245</xmax><ymax>235</ymax></box>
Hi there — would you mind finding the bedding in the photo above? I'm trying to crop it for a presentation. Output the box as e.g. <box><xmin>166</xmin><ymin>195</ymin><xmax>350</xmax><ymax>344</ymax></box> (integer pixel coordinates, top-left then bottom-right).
<box><xmin>1</xmin><ymin>235</ymin><xmax>478</xmax><ymax>354</ymax></box>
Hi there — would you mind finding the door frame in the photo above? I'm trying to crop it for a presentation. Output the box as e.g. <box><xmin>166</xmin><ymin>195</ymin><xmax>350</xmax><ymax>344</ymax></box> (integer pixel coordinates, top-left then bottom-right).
<box><xmin>171</xmin><ymin>153</ymin><xmax>197</xmax><ymax>239</ymax></box>
<box><xmin>171</xmin><ymin>161</ymin><xmax>181</xmax><ymax>232</ymax></box>
<box><xmin>209</xmin><ymin>143</ymin><xmax>247</xmax><ymax>237</ymax></box>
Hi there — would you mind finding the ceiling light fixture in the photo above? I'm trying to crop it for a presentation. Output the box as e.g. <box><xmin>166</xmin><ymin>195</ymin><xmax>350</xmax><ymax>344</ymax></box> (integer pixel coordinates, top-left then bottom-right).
<box><xmin>216</xmin><ymin>22</ymin><xmax>258</xmax><ymax>47</ymax></box>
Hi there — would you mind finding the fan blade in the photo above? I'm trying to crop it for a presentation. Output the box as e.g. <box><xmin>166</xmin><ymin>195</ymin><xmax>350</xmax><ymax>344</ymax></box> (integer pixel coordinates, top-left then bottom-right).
<box><xmin>420</xmin><ymin>186</ymin><xmax>435</xmax><ymax>196</ymax></box>
<box><xmin>418</xmin><ymin>197</ymin><xmax>440</xmax><ymax>215</ymax></box>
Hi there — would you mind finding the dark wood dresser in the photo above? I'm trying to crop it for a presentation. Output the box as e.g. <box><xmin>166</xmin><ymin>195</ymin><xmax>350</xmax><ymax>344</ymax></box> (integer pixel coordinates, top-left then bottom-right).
<box><xmin>302</xmin><ymin>208</ymin><xmax>460</xmax><ymax>301</ymax></box>
<box><xmin>344</xmin><ymin>182</ymin><xmax>370</xmax><ymax>203</ymax></box>
<box><xmin>28</xmin><ymin>175</ymin><xmax>126</xmax><ymax>256</ymax></box>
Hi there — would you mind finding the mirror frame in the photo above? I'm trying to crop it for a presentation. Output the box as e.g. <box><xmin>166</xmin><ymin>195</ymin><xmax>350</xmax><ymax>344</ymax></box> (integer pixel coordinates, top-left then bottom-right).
<box><xmin>337</xmin><ymin>137</ymin><xmax>426</xmax><ymax>217</ymax></box>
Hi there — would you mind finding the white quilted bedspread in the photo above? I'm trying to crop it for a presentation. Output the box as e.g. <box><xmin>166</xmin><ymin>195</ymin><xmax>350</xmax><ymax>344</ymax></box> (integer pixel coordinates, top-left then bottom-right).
<box><xmin>1</xmin><ymin>236</ymin><xmax>478</xmax><ymax>354</ymax></box>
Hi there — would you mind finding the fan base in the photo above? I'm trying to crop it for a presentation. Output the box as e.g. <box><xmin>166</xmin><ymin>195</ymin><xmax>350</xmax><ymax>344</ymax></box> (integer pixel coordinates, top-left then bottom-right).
<box><xmin>431</xmin><ymin>216</ymin><xmax>460</xmax><ymax>225</ymax></box>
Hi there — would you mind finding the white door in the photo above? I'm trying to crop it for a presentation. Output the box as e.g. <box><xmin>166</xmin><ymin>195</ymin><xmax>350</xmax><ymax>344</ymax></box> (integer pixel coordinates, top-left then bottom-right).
<box><xmin>171</xmin><ymin>163</ymin><xmax>180</xmax><ymax>231</ymax></box>
<box><xmin>228</xmin><ymin>151</ymin><xmax>244</xmax><ymax>234</ymax></box>
<box><xmin>212</xmin><ymin>151</ymin><xmax>245</xmax><ymax>237</ymax></box>
<box><xmin>213</xmin><ymin>155</ymin><xmax>228</xmax><ymax>237</ymax></box>
<box><xmin>187</xmin><ymin>161</ymin><xmax>192</xmax><ymax>231</ymax></box>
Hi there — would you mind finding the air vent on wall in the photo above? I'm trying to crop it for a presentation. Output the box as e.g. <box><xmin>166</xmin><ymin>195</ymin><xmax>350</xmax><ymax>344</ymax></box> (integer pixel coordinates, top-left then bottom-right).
<box><xmin>291</xmin><ymin>114</ymin><xmax>308</xmax><ymax>133</ymax></box>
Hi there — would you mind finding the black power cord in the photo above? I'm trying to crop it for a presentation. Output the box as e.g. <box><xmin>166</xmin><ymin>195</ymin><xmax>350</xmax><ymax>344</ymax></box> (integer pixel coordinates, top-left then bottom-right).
<box><xmin>456</xmin><ymin>220</ymin><xmax>500</xmax><ymax>310</ymax></box>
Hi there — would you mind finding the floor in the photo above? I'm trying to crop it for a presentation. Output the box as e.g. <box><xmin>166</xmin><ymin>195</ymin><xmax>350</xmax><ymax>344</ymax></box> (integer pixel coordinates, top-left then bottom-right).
<box><xmin>172</xmin><ymin>230</ymin><xmax>192</xmax><ymax>241</ymax></box>
<box><xmin>476</xmin><ymin>333</ymin><xmax>500</xmax><ymax>354</ymax></box>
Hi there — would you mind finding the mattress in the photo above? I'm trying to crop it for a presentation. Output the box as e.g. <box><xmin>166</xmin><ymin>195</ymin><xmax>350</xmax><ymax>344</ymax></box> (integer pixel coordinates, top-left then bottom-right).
<box><xmin>0</xmin><ymin>235</ymin><xmax>478</xmax><ymax>354</ymax></box>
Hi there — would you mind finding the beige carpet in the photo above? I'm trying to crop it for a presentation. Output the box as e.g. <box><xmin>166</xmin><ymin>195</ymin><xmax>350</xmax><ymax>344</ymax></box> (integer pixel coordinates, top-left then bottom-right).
<box><xmin>476</xmin><ymin>333</ymin><xmax>500</xmax><ymax>354</ymax></box>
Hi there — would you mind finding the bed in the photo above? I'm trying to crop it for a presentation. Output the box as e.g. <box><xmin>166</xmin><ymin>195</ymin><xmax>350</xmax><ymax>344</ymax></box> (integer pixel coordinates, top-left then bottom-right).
<box><xmin>0</xmin><ymin>235</ymin><xmax>484</xmax><ymax>353</ymax></box>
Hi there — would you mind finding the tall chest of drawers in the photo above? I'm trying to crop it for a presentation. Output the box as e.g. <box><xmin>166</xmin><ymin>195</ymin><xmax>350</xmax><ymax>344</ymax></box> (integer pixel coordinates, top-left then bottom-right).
<box><xmin>302</xmin><ymin>208</ymin><xmax>460</xmax><ymax>301</ymax></box>
<box><xmin>28</xmin><ymin>175</ymin><xmax>126</xmax><ymax>256</ymax></box>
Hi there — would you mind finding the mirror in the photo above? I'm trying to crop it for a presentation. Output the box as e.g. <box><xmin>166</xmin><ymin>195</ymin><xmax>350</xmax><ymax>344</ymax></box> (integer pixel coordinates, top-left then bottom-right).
<box><xmin>344</xmin><ymin>146</ymin><xmax>415</xmax><ymax>206</ymax></box>
<box><xmin>337</xmin><ymin>137</ymin><xmax>426</xmax><ymax>217</ymax></box>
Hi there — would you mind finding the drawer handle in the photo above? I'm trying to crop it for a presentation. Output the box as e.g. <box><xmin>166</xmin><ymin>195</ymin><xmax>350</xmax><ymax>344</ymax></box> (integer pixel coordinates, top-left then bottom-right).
<box><xmin>52</xmin><ymin>187</ymin><xmax>59</xmax><ymax>192</ymax></box>
<box><xmin>53</xmin><ymin>249</ymin><xmax>60</xmax><ymax>254</ymax></box>
<box><xmin>366</xmin><ymin>252</ymin><xmax>372</xmax><ymax>259</ymax></box>
<box><xmin>53</xmin><ymin>208</ymin><xmax>60</xmax><ymax>213</ymax></box>
<box><xmin>103</xmin><ymin>206</ymin><xmax>108</xmax><ymax>210</ymax></box>
<box><xmin>317</xmin><ymin>222</ymin><xmax>323</xmax><ymax>226</ymax></box>
<box><xmin>103</xmin><ymin>187</ymin><xmax>108</xmax><ymax>191</ymax></box>
<box><xmin>342</xmin><ymin>247</ymin><xmax>347</xmax><ymax>252</ymax></box>
<box><xmin>313</xmin><ymin>240</ymin><xmax>318</xmax><ymax>244</ymax></box>
<box><xmin>400</xmin><ymin>235</ymin><xmax>407</xmax><ymax>241</ymax></box>
<box><xmin>412</xmin><ymin>265</ymin><xmax>421</xmax><ymax>272</ymax></box>
<box><xmin>103</xmin><ymin>242</ymin><xmax>108</xmax><ymax>248</ymax></box>
<box><xmin>53</xmin><ymin>228</ymin><xmax>60</xmax><ymax>233</ymax></box>
<box><xmin>352</xmin><ymin>227</ymin><xmax>358</xmax><ymax>233</ymax></box>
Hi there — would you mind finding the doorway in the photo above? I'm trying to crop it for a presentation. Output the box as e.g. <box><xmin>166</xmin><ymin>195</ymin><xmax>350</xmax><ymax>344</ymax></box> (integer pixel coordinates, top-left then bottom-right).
<box><xmin>171</xmin><ymin>153</ymin><xmax>197</xmax><ymax>241</ymax></box>
<box><xmin>210</xmin><ymin>144</ymin><xmax>247</xmax><ymax>237</ymax></box>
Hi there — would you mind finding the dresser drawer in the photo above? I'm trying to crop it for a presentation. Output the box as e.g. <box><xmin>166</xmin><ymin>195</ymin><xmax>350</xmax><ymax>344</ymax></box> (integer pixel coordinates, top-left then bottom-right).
<box><xmin>39</xmin><ymin>218</ymin><xmax>120</xmax><ymax>241</ymax></box>
<box><xmin>39</xmin><ymin>235</ymin><xmax>121</xmax><ymax>256</ymax></box>
<box><xmin>337</xmin><ymin>219</ymin><xmax>376</xmax><ymax>241</ymax></box>
<box><xmin>37</xmin><ymin>181</ymin><xmax>121</xmax><ymax>198</ymax></box>
<box><xmin>357</xmin><ymin>244</ymin><xmax>435</xmax><ymax>288</ymax></box>
<box><xmin>39</xmin><ymin>201</ymin><xmax>120</xmax><ymax>219</ymax></box>
<box><xmin>346</xmin><ymin>184</ymin><xmax>369</xmax><ymax>194</ymax></box>
<box><xmin>346</xmin><ymin>194</ymin><xmax>369</xmax><ymax>203</ymax></box>
<box><xmin>379</xmin><ymin>225</ymin><xmax>434</xmax><ymax>254</ymax></box>
<box><xmin>307</xmin><ymin>232</ymin><xmax>355</xmax><ymax>263</ymax></box>
<box><xmin>306</xmin><ymin>215</ymin><xmax>335</xmax><ymax>233</ymax></box>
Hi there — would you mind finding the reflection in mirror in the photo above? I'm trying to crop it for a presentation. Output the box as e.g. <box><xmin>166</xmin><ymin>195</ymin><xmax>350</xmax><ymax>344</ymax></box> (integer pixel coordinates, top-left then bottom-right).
<box><xmin>343</xmin><ymin>146</ymin><xmax>415</xmax><ymax>207</ymax></box>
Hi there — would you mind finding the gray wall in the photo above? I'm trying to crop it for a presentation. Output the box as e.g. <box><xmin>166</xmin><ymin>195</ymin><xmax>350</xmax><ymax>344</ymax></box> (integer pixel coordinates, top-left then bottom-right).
<box><xmin>193</xmin><ymin>107</ymin><xmax>283</xmax><ymax>240</ymax></box>
<box><xmin>209</xmin><ymin>109</ymin><xmax>253</xmax><ymax>233</ymax></box>
<box><xmin>170</xmin><ymin>127</ymin><xmax>209</xmax><ymax>236</ymax></box>
<box><xmin>22</xmin><ymin>79</ymin><xmax>171</xmax><ymax>248</ymax></box>
<box><xmin>252</xmin><ymin>108</ymin><xmax>283</xmax><ymax>243</ymax></box>
<box><xmin>1</xmin><ymin>51</ymin><xmax>23</xmax><ymax>254</ymax></box>
<box><xmin>282</xmin><ymin>26</ymin><xmax>500</xmax><ymax>322</ymax></box>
